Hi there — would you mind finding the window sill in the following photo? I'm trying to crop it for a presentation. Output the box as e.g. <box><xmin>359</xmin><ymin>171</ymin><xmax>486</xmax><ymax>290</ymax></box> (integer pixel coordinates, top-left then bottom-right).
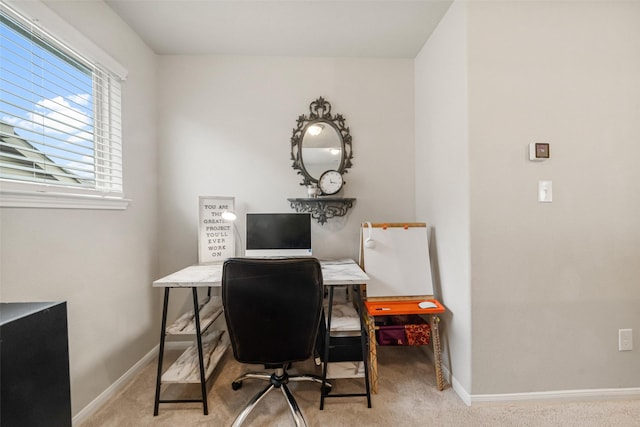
<box><xmin>0</xmin><ymin>189</ymin><xmax>130</xmax><ymax>210</ymax></box>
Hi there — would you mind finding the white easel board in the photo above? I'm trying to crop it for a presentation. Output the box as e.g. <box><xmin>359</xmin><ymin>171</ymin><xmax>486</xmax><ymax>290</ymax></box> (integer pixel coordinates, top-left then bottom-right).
<box><xmin>360</xmin><ymin>223</ymin><xmax>434</xmax><ymax>298</ymax></box>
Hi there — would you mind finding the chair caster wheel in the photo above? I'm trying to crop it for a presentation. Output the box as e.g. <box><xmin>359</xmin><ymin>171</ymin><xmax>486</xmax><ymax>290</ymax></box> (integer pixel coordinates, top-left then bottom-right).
<box><xmin>232</xmin><ymin>381</ymin><xmax>243</xmax><ymax>390</ymax></box>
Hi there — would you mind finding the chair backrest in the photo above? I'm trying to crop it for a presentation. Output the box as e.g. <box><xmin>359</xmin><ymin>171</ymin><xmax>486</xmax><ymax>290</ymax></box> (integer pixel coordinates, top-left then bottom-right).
<box><xmin>222</xmin><ymin>257</ymin><xmax>324</xmax><ymax>365</ymax></box>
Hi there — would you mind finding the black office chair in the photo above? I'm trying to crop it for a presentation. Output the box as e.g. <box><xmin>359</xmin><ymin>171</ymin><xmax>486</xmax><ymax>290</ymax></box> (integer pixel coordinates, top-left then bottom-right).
<box><xmin>222</xmin><ymin>257</ymin><xmax>329</xmax><ymax>427</ymax></box>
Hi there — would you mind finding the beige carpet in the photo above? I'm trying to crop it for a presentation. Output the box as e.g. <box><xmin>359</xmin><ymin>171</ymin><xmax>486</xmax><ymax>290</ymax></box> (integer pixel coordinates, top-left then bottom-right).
<box><xmin>80</xmin><ymin>345</ymin><xmax>639</xmax><ymax>427</ymax></box>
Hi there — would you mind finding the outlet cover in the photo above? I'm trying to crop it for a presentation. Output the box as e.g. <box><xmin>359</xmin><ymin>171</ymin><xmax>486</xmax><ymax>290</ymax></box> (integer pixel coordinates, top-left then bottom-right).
<box><xmin>619</xmin><ymin>329</ymin><xmax>633</xmax><ymax>351</ymax></box>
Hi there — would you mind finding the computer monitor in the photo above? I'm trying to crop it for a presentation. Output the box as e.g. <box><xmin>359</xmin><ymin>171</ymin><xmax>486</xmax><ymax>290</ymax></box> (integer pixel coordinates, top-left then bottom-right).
<box><xmin>245</xmin><ymin>213</ymin><xmax>312</xmax><ymax>257</ymax></box>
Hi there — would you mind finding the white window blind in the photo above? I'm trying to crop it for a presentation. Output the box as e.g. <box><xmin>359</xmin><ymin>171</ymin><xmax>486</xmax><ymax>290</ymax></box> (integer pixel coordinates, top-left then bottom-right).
<box><xmin>0</xmin><ymin>2</ymin><xmax>125</xmax><ymax>205</ymax></box>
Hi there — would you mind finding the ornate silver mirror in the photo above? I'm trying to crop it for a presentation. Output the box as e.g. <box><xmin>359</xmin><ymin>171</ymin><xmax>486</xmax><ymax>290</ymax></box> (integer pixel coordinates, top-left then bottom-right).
<box><xmin>290</xmin><ymin>97</ymin><xmax>353</xmax><ymax>188</ymax></box>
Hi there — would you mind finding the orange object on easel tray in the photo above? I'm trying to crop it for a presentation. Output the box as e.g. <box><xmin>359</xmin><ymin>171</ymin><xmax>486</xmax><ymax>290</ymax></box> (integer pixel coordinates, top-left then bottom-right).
<box><xmin>365</xmin><ymin>299</ymin><xmax>445</xmax><ymax>316</ymax></box>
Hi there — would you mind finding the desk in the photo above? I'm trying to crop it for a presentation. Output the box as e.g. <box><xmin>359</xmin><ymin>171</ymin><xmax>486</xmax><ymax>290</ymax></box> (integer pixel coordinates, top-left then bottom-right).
<box><xmin>153</xmin><ymin>258</ymin><xmax>370</xmax><ymax>415</ymax></box>
<box><xmin>153</xmin><ymin>258</ymin><xmax>370</xmax><ymax>288</ymax></box>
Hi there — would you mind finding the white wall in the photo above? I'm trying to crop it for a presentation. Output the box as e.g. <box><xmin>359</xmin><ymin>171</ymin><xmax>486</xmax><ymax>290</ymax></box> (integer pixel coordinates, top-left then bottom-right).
<box><xmin>156</xmin><ymin>56</ymin><xmax>416</xmax><ymax>279</ymax></box>
<box><xmin>418</xmin><ymin>0</ymin><xmax>640</xmax><ymax>399</ymax></box>
<box><xmin>0</xmin><ymin>1</ymin><xmax>158</xmax><ymax>415</ymax></box>
<box><xmin>467</xmin><ymin>0</ymin><xmax>640</xmax><ymax>395</ymax></box>
<box><xmin>415</xmin><ymin>1</ymin><xmax>472</xmax><ymax>397</ymax></box>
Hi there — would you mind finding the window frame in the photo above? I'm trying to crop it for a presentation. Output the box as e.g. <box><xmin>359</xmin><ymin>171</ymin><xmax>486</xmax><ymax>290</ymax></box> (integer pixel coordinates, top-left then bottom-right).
<box><xmin>0</xmin><ymin>1</ymin><xmax>129</xmax><ymax>210</ymax></box>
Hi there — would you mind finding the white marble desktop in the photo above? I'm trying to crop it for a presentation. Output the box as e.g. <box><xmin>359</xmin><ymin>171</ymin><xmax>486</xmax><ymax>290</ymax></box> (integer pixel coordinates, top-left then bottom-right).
<box><xmin>153</xmin><ymin>258</ymin><xmax>369</xmax><ymax>288</ymax></box>
<box><xmin>319</xmin><ymin>258</ymin><xmax>370</xmax><ymax>285</ymax></box>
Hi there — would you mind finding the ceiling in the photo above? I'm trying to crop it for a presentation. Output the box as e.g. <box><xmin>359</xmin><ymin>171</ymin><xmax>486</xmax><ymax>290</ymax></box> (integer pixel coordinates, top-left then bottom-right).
<box><xmin>105</xmin><ymin>0</ymin><xmax>453</xmax><ymax>58</ymax></box>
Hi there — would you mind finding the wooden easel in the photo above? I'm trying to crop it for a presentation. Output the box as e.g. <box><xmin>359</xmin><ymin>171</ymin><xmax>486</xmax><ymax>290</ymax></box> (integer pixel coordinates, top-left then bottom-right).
<box><xmin>358</xmin><ymin>222</ymin><xmax>446</xmax><ymax>392</ymax></box>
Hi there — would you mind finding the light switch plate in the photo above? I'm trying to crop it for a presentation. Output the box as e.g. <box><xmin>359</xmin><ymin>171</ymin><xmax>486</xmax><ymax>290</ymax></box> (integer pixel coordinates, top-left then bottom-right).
<box><xmin>538</xmin><ymin>180</ymin><xmax>552</xmax><ymax>202</ymax></box>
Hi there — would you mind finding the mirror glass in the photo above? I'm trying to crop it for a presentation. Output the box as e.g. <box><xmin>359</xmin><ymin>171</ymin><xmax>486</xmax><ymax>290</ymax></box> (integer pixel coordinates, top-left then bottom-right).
<box><xmin>290</xmin><ymin>97</ymin><xmax>353</xmax><ymax>188</ymax></box>
<box><xmin>301</xmin><ymin>122</ymin><xmax>342</xmax><ymax>180</ymax></box>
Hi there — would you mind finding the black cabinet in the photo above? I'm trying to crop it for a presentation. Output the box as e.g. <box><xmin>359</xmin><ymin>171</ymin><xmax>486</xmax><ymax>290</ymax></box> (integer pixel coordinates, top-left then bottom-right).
<box><xmin>1</xmin><ymin>302</ymin><xmax>72</xmax><ymax>427</ymax></box>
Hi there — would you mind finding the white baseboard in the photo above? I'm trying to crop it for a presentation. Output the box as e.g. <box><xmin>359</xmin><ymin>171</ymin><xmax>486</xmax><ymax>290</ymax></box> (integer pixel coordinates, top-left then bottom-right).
<box><xmin>418</xmin><ymin>346</ymin><xmax>640</xmax><ymax>406</ymax></box>
<box><xmin>444</xmin><ymin>364</ymin><xmax>473</xmax><ymax>406</ymax></box>
<box><xmin>444</xmin><ymin>363</ymin><xmax>640</xmax><ymax>406</ymax></box>
<box><xmin>471</xmin><ymin>387</ymin><xmax>640</xmax><ymax>404</ymax></box>
<box><xmin>420</xmin><ymin>345</ymin><xmax>472</xmax><ymax>406</ymax></box>
<box><xmin>71</xmin><ymin>342</ymin><xmax>190</xmax><ymax>426</ymax></box>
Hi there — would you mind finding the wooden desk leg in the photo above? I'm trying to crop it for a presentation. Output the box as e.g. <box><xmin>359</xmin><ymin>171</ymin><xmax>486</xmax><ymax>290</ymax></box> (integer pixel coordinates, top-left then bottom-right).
<box><xmin>366</xmin><ymin>314</ymin><xmax>379</xmax><ymax>394</ymax></box>
<box><xmin>429</xmin><ymin>314</ymin><xmax>445</xmax><ymax>391</ymax></box>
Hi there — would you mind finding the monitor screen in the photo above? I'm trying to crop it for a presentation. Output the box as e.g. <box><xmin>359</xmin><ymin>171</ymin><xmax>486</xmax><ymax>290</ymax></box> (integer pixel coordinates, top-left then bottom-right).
<box><xmin>245</xmin><ymin>213</ymin><xmax>312</xmax><ymax>257</ymax></box>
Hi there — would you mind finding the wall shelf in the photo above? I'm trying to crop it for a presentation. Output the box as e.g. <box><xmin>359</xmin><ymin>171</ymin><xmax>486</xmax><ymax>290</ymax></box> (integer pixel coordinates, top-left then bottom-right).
<box><xmin>288</xmin><ymin>197</ymin><xmax>355</xmax><ymax>225</ymax></box>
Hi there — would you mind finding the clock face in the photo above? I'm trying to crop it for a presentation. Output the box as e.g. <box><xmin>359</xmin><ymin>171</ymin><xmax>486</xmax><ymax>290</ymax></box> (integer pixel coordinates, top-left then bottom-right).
<box><xmin>318</xmin><ymin>170</ymin><xmax>343</xmax><ymax>195</ymax></box>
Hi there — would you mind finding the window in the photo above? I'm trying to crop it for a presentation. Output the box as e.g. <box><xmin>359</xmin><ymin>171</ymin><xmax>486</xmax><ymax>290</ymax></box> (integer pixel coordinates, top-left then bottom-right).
<box><xmin>0</xmin><ymin>2</ymin><xmax>127</xmax><ymax>208</ymax></box>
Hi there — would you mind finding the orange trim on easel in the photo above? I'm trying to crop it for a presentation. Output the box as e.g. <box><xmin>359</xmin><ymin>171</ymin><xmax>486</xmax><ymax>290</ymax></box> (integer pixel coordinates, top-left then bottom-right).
<box><xmin>362</xmin><ymin>222</ymin><xmax>427</xmax><ymax>230</ymax></box>
<box><xmin>365</xmin><ymin>299</ymin><xmax>445</xmax><ymax>316</ymax></box>
<box><xmin>361</xmin><ymin>222</ymin><xmax>427</xmax><ymax>229</ymax></box>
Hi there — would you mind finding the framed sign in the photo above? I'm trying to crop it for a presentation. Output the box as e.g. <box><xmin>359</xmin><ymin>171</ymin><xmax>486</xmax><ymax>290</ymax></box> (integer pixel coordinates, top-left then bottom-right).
<box><xmin>198</xmin><ymin>196</ymin><xmax>235</xmax><ymax>264</ymax></box>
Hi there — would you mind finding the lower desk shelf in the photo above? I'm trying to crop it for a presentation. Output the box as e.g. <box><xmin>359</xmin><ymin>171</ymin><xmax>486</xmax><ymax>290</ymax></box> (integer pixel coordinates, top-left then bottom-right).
<box><xmin>326</xmin><ymin>356</ymin><xmax>366</xmax><ymax>379</ymax></box>
<box><xmin>155</xmin><ymin>292</ymin><xmax>227</xmax><ymax>415</ymax></box>
<box><xmin>162</xmin><ymin>330</ymin><xmax>230</xmax><ymax>383</ymax></box>
<box><xmin>166</xmin><ymin>296</ymin><xmax>223</xmax><ymax>335</ymax></box>
<box><xmin>322</xmin><ymin>302</ymin><xmax>365</xmax><ymax>380</ymax></box>
<box><xmin>319</xmin><ymin>290</ymin><xmax>372</xmax><ymax>409</ymax></box>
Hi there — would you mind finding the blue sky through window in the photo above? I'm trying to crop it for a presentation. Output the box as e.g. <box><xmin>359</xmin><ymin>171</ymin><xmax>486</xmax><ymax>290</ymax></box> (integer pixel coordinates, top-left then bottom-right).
<box><xmin>1</xmin><ymin>11</ymin><xmax>96</xmax><ymax>181</ymax></box>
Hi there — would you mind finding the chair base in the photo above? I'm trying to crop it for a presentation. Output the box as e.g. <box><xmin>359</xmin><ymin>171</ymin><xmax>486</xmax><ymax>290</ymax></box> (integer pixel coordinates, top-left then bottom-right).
<box><xmin>231</xmin><ymin>368</ymin><xmax>331</xmax><ymax>427</ymax></box>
